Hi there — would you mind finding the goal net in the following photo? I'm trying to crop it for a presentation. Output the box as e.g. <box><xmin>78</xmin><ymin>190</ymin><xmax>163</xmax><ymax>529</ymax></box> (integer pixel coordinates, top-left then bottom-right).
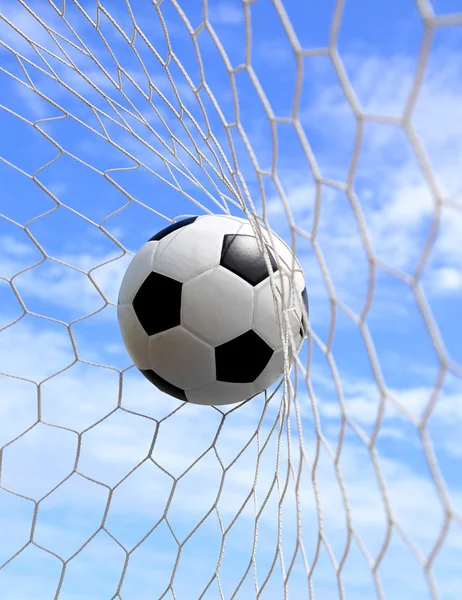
<box><xmin>0</xmin><ymin>1</ymin><xmax>461</xmax><ymax>599</ymax></box>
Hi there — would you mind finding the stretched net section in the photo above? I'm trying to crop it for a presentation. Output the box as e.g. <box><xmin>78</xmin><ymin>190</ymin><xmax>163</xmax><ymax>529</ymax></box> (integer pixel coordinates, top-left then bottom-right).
<box><xmin>0</xmin><ymin>1</ymin><xmax>461</xmax><ymax>599</ymax></box>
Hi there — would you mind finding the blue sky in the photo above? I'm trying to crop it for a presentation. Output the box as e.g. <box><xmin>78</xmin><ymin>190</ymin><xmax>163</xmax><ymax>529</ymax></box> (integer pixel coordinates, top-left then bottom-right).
<box><xmin>0</xmin><ymin>0</ymin><xmax>462</xmax><ymax>599</ymax></box>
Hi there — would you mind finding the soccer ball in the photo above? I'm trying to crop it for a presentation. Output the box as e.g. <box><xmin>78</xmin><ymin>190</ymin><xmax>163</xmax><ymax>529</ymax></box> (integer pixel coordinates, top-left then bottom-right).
<box><xmin>117</xmin><ymin>215</ymin><xmax>308</xmax><ymax>406</ymax></box>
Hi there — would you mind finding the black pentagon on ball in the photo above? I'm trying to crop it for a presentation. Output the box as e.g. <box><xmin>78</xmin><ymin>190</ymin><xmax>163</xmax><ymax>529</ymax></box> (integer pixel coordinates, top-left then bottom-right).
<box><xmin>140</xmin><ymin>369</ymin><xmax>187</xmax><ymax>401</ymax></box>
<box><xmin>220</xmin><ymin>234</ymin><xmax>278</xmax><ymax>286</ymax></box>
<box><xmin>301</xmin><ymin>287</ymin><xmax>308</xmax><ymax>310</ymax></box>
<box><xmin>300</xmin><ymin>286</ymin><xmax>309</xmax><ymax>335</ymax></box>
<box><xmin>133</xmin><ymin>272</ymin><xmax>182</xmax><ymax>336</ymax></box>
<box><xmin>148</xmin><ymin>216</ymin><xmax>198</xmax><ymax>242</ymax></box>
<box><xmin>215</xmin><ymin>330</ymin><xmax>274</xmax><ymax>383</ymax></box>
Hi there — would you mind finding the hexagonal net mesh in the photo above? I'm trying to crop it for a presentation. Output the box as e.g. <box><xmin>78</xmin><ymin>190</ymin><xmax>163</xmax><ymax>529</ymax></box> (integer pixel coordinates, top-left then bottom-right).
<box><xmin>0</xmin><ymin>1</ymin><xmax>461</xmax><ymax>599</ymax></box>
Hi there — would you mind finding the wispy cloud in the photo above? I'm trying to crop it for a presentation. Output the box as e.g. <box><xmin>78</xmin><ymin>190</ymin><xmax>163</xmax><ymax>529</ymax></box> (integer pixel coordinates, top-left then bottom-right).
<box><xmin>261</xmin><ymin>47</ymin><xmax>462</xmax><ymax>323</ymax></box>
<box><xmin>208</xmin><ymin>3</ymin><xmax>244</xmax><ymax>26</ymax></box>
<box><xmin>0</xmin><ymin>234</ymin><xmax>130</xmax><ymax>320</ymax></box>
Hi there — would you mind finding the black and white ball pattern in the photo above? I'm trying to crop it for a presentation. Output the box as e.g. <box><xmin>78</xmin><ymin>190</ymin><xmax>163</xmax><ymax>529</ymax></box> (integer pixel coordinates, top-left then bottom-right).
<box><xmin>117</xmin><ymin>215</ymin><xmax>308</xmax><ymax>405</ymax></box>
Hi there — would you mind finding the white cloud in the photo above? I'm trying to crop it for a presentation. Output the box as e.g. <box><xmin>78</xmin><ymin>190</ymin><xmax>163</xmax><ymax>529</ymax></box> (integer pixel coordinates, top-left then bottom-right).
<box><xmin>0</xmin><ymin>3</ymin><xmax>61</xmax><ymax>56</ymax></box>
<box><xmin>303</xmin><ymin>363</ymin><xmax>462</xmax><ymax>467</ymax></box>
<box><xmin>0</xmin><ymin>321</ymin><xmax>75</xmax><ymax>382</ymax></box>
<box><xmin>13</xmin><ymin>81</ymin><xmax>50</xmax><ymax>118</ymax></box>
<box><xmin>0</xmin><ymin>235</ymin><xmax>36</xmax><ymax>258</ymax></box>
<box><xmin>208</xmin><ymin>4</ymin><xmax>244</xmax><ymax>26</ymax></box>
<box><xmin>356</xmin><ymin>53</ymin><xmax>462</xmax><ymax>279</ymax></box>
<box><xmin>262</xmin><ymin>48</ymin><xmax>462</xmax><ymax>315</ymax></box>
<box><xmin>0</xmin><ymin>298</ymin><xmax>460</xmax><ymax>596</ymax></box>
<box><xmin>256</xmin><ymin>39</ymin><xmax>293</xmax><ymax>69</ymax></box>
<box><xmin>321</xmin><ymin>367</ymin><xmax>461</xmax><ymax>417</ymax></box>
<box><xmin>0</xmin><ymin>233</ymin><xmax>131</xmax><ymax>318</ymax></box>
